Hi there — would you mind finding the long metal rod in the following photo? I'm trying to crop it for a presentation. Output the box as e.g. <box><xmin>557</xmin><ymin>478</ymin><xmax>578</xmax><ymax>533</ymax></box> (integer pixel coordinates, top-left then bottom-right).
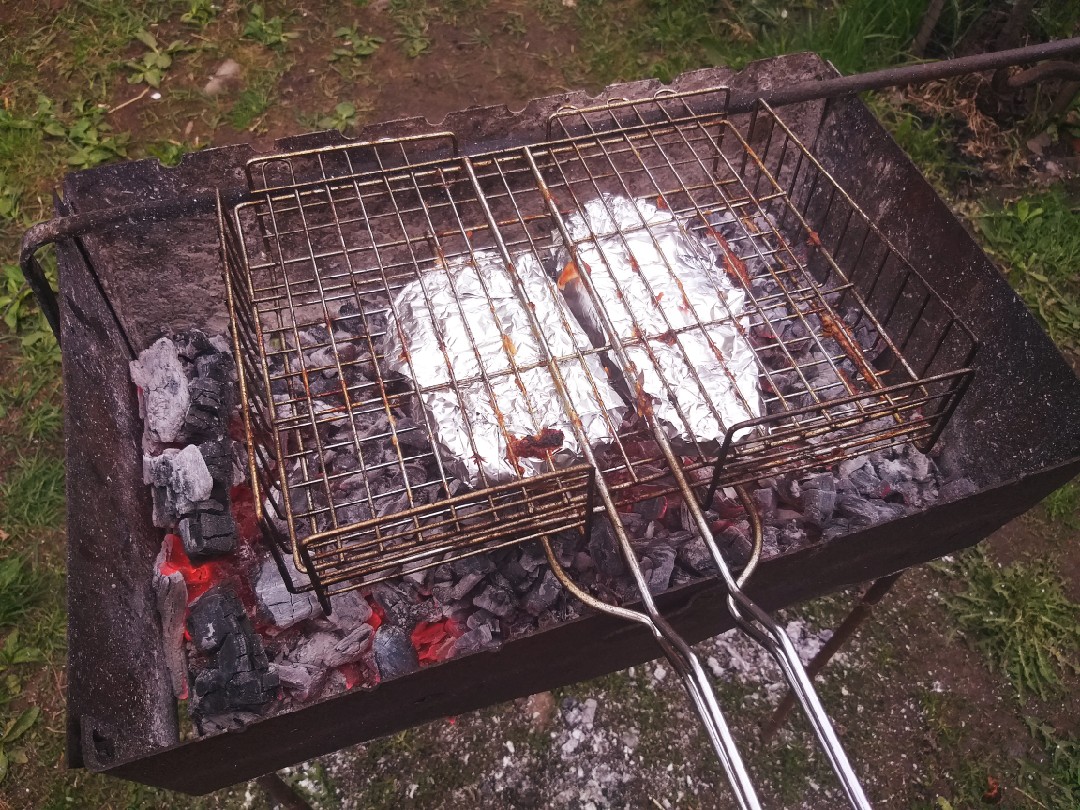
<box><xmin>762</xmin><ymin>571</ymin><xmax>904</xmax><ymax>742</ymax></box>
<box><xmin>728</xmin><ymin>36</ymin><xmax>1080</xmax><ymax>112</ymax></box>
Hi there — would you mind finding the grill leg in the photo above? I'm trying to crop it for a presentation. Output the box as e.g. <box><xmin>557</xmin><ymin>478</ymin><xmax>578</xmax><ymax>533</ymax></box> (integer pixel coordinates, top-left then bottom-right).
<box><xmin>761</xmin><ymin>571</ymin><xmax>903</xmax><ymax>742</ymax></box>
<box><xmin>256</xmin><ymin>772</ymin><xmax>314</xmax><ymax>810</ymax></box>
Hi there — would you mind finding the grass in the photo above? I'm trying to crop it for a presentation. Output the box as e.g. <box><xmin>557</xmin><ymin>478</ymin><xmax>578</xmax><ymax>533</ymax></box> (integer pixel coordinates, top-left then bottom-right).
<box><xmin>942</xmin><ymin>549</ymin><xmax>1080</xmax><ymax>700</ymax></box>
<box><xmin>977</xmin><ymin>188</ymin><xmax>1080</xmax><ymax>352</ymax></box>
<box><xmin>1043</xmin><ymin>481</ymin><xmax>1080</xmax><ymax>530</ymax></box>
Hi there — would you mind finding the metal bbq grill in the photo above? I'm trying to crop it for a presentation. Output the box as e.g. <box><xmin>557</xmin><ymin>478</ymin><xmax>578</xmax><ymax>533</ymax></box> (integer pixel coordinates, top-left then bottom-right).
<box><xmin>222</xmin><ymin>92</ymin><xmax>976</xmax><ymax>600</ymax></box>
<box><xmin>221</xmin><ymin>89</ymin><xmax>977</xmax><ymax>809</ymax></box>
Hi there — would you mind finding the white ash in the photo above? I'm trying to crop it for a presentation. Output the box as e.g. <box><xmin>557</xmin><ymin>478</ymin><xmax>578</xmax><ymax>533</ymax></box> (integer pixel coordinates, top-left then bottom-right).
<box><xmin>130</xmin><ymin>336</ymin><xmax>190</xmax><ymax>445</ymax></box>
<box><xmin>143</xmin><ymin>445</ymin><xmax>214</xmax><ymax>526</ymax></box>
<box><xmin>151</xmin><ymin>538</ymin><xmax>189</xmax><ymax>699</ymax></box>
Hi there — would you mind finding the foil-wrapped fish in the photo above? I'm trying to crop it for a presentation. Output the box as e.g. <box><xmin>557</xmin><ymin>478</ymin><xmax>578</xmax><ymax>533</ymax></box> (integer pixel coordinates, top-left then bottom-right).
<box><xmin>383</xmin><ymin>248</ymin><xmax>626</xmax><ymax>486</ymax></box>
<box><xmin>554</xmin><ymin>194</ymin><xmax>761</xmax><ymax>442</ymax></box>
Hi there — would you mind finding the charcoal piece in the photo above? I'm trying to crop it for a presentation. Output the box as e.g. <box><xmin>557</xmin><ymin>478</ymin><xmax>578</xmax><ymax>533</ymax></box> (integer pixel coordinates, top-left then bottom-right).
<box><xmin>453</xmin><ymin>624</ymin><xmax>496</xmax><ymax>656</ymax></box>
<box><xmin>371</xmin><ymin>583</ymin><xmax>414</xmax><ymax>628</ymax></box>
<box><xmin>449</xmin><ymin>571</ymin><xmax>485</xmax><ymax>602</ymax></box>
<box><xmin>836</xmin><ymin>493</ymin><xmax>907</xmax><ymax>527</ymax></box>
<box><xmin>572</xmin><ymin>552</ymin><xmax>593</xmax><ymax>573</ymax></box>
<box><xmin>373</xmin><ymin>626</ymin><xmax>419</xmax><ymax>680</ymax></box>
<box><xmin>644</xmin><ymin>544</ymin><xmax>677</xmax><ymax>594</ymax></box>
<box><xmin>179</xmin><ymin>510</ymin><xmax>236</xmax><ymax>560</ymax></box>
<box><xmin>324</xmin><ymin>626</ymin><xmax>374</xmax><ymax>668</ymax></box>
<box><xmin>327</xmin><ymin>590</ymin><xmax>373</xmax><ymax>629</ymax></box>
<box><xmin>801</xmin><ymin>486</ymin><xmax>836</xmax><ymax>528</ymax></box>
<box><xmin>518</xmin><ymin>541</ymin><xmax>547</xmax><ymax>574</ymax></box>
<box><xmin>192</xmin><ymin>668</ymin><xmax>229</xmax><ymax>715</ymax></box>
<box><xmin>588</xmin><ymin>519</ymin><xmax>626</xmax><ymax>578</ymax></box>
<box><xmin>274</xmin><ymin>662</ymin><xmax>324</xmax><ymax>701</ymax></box>
<box><xmin>777</xmin><ymin>521</ymin><xmax>807</xmax><ymax>550</ymax></box>
<box><xmin>500</xmin><ymin>556</ymin><xmax>531</xmax><ymax>590</ymax></box>
<box><xmin>751</xmin><ymin>488</ymin><xmax>777</xmax><ymax>519</ymax></box>
<box><xmin>152</xmin><ymin>539</ymin><xmax>189</xmax><ymax>699</ymax></box>
<box><xmin>195</xmin><ymin>351</ymin><xmax>235</xmax><ymax>383</ymax></box>
<box><xmin>143</xmin><ymin>445</ymin><xmax>215</xmax><ymax>526</ymax></box>
<box><xmin>717</xmin><ymin>525</ymin><xmax>752</xmax><ymax>568</ymax></box>
<box><xmin>823</xmin><ymin>519</ymin><xmax>852</xmax><ymax>542</ymax></box>
<box><xmin>802</xmin><ymin>473</ymin><xmax>836</xmax><ymax>494</ymax></box>
<box><xmin>198</xmin><ymin>441</ymin><xmax>235</xmax><ymax>486</ymax></box>
<box><xmin>876</xmin><ymin>457</ymin><xmax>914</xmax><ymax>483</ymax></box>
<box><xmin>187</xmin><ymin>588</ymin><xmax>242</xmax><ymax>653</ymax></box>
<box><xmin>904</xmin><ymin>446</ymin><xmax>933</xmax><ymax>482</ymax></box>
<box><xmin>217</xmin><ymin>631</ymin><xmax>255</xmax><ymax>676</ymax></box>
<box><xmin>255</xmin><ymin>558</ymin><xmax>320</xmax><ymax>630</ymax></box>
<box><xmin>130</xmin><ymin>337</ymin><xmax>190</xmax><ymax>445</ymax></box>
<box><xmin>676</xmin><ymin>535</ymin><xmax>715</xmax><ymax>576</ymax></box>
<box><xmin>761</xmin><ymin>525</ymin><xmax>781</xmax><ymax>557</ymax></box>
<box><xmin>467</xmin><ymin>608</ymin><xmax>495</xmax><ymax>630</ymax></box>
<box><xmin>174</xmin><ymin>329</ymin><xmax>214</xmax><ymax>361</ymax></box>
<box><xmin>890</xmin><ymin>480</ymin><xmax>923</xmax><ymax>507</ymax></box>
<box><xmin>775</xmin><ymin>477</ymin><xmax>802</xmax><ymax>507</ymax></box>
<box><xmin>225</xmin><ymin>670</ymin><xmax>279</xmax><ymax>709</ymax></box>
<box><xmin>473</xmin><ymin>585</ymin><xmax>516</xmax><ymax>619</ymax></box>
<box><xmin>848</xmin><ymin>465</ymin><xmax>886</xmax><ymax>499</ymax></box>
<box><xmin>450</xmin><ymin>554</ymin><xmax>496</xmax><ymax>578</ymax></box>
<box><xmin>940</xmin><ymin>477</ymin><xmax>977</xmax><ymax>501</ymax></box>
<box><xmin>523</xmin><ymin>569</ymin><xmax>562</xmax><ymax>616</ymax></box>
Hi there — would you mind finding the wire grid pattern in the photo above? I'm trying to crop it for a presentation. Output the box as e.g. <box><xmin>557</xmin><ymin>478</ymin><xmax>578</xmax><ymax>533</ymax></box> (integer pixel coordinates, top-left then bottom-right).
<box><xmin>223</xmin><ymin>94</ymin><xmax>977</xmax><ymax>597</ymax></box>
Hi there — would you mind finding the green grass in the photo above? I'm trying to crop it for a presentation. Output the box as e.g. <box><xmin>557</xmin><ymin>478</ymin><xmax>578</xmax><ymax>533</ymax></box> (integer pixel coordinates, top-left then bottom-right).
<box><xmin>1019</xmin><ymin>717</ymin><xmax>1080</xmax><ymax>810</ymax></box>
<box><xmin>865</xmin><ymin>94</ymin><xmax>967</xmax><ymax>191</ymax></box>
<box><xmin>0</xmin><ymin>557</ymin><xmax>47</xmax><ymax>630</ymax></box>
<box><xmin>976</xmin><ymin>187</ymin><xmax>1080</xmax><ymax>352</ymax></box>
<box><xmin>0</xmin><ymin>453</ymin><xmax>65</xmax><ymax>537</ymax></box>
<box><xmin>573</xmin><ymin>0</ymin><xmax>929</xmax><ymax>86</ymax></box>
<box><xmin>1043</xmin><ymin>481</ymin><xmax>1080</xmax><ymax>530</ymax></box>
<box><xmin>942</xmin><ymin>549</ymin><xmax>1080</xmax><ymax>700</ymax></box>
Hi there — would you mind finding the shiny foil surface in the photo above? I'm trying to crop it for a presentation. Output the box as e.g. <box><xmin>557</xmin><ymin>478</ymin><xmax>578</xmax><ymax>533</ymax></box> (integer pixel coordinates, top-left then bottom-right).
<box><xmin>554</xmin><ymin>194</ymin><xmax>762</xmax><ymax>443</ymax></box>
<box><xmin>383</xmin><ymin>248</ymin><xmax>627</xmax><ymax>486</ymax></box>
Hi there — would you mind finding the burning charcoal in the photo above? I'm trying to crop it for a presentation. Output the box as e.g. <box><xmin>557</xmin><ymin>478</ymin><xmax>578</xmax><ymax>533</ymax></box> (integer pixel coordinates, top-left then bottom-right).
<box><xmin>274</xmin><ymin>663</ymin><xmax>324</xmax><ymax>701</ymax></box>
<box><xmin>473</xmin><ymin>584</ymin><xmax>516</xmax><ymax>619</ymax></box>
<box><xmin>325</xmin><ymin>626</ymin><xmax>374</xmax><ymax>669</ymax></box>
<box><xmin>187</xmin><ymin>588</ymin><xmax>241</xmax><ymax>653</ymax></box>
<box><xmin>327</xmin><ymin>590</ymin><xmax>373</xmax><ymax>629</ymax></box>
<box><xmin>183</xmin><ymin>376</ymin><xmax>228</xmax><ymax>441</ymax></box>
<box><xmin>371</xmin><ymin>582</ymin><xmax>415</xmax><ymax>628</ymax></box>
<box><xmin>450</xmin><ymin>554</ymin><xmax>496</xmax><ymax>578</ymax></box>
<box><xmin>523</xmin><ymin>569</ymin><xmax>562</xmax><ymax>616</ymax></box>
<box><xmin>131</xmin><ymin>337</ymin><xmax>190</xmax><ymax>445</ymax></box>
<box><xmin>192</xmin><ymin>668</ymin><xmax>229</xmax><ymax>715</ymax></box>
<box><xmin>940</xmin><ymin>477</ymin><xmax>977</xmax><ymax>502</ymax></box>
<box><xmin>255</xmin><ymin>558</ymin><xmax>320</xmax><ymax>630</ymax></box>
<box><xmin>152</xmin><ymin>539</ymin><xmax>189</xmax><ymax>699</ymax></box>
<box><xmin>198</xmin><ymin>440</ymin><xmax>238</xmax><ymax>487</ymax></box>
<box><xmin>836</xmin><ymin>493</ymin><xmax>907</xmax><ymax>527</ymax></box>
<box><xmin>179</xmin><ymin>509</ymin><xmax>237</xmax><ymax>560</ymax></box>
<box><xmin>373</xmin><ymin>626</ymin><xmax>419</xmax><ymax>680</ymax></box>
<box><xmin>452</xmin><ymin>624</ymin><xmax>496</xmax><ymax>656</ymax></box>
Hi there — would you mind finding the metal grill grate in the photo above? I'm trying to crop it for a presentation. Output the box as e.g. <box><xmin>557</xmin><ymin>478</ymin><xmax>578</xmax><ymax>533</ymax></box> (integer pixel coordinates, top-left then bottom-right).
<box><xmin>222</xmin><ymin>92</ymin><xmax>977</xmax><ymax>602</ymax></box>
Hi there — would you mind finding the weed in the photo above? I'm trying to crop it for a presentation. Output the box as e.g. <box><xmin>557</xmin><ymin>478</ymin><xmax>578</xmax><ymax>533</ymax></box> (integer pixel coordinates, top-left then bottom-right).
<box><xmin>180</xmin><ymin>0</ymin><xmax>219</xmax><ymax>28</ymax></box>
<box><xmin>0</xmin><ymin>453</ymin><xmax>65</xmax><ymax>536</ymax></box>
<box><xmin>1042</xmin><ymin>481</ymin><xmax>1080</xmax><ymax>529</ymax></box>
<box><xmin>313</xmin><ymin>102</ymin><xmax>363</xmax><ymax>133</ymax></box>
<box><xmin>976</xmin><ymin>187</ymin><xmax>1080</xmax><ymax>352</ymax></box>
<box><xmin>502</xmin><ymin>12</ymin><xmax>527</xmax><ymax>37</ymax></box>
<box><xmin>1019</xmin><ymin>717</ymin><xmax>1080</xmax><ymax>810</ymax></box>
<box><xmin>125</xmin><ymin>29</ymin><xmax>194</xmax><ymax>88</ymax></box>
<box><xmin>389</xmin><ymin>0</ymin><xmax>432</xmax><ymax>58</ymax></box>
<box><xmin>0</xmin><ymin>560</ymin><xmax>46</xmax><ymax>630</ymax></box>
<box><xmin>145</xmin><ymin>140</ymin><xmax>202</xmax><ymax>167</ymax></box>
<box><xmin>243</xmin><ymin>4</ymin><xmax>299</xmax><ymax>49</ymax></box>
<box><xmin>942</xmin><ymin>549</ymin><xmax>1080</xmax><ymax>699</ymax></box>
<box><xmin>226</xmin><ymin>62</ymin><xmax>286</xmax><ymax>133</ymax></box>
<box><xmin>0</xmin><ymin>705</ymin><xmax>39</xmax><ymax>783</ymax></box>
<box><xmin>330</xmin><ymin>27</ymin><xmax>385</xmax><ymax>63</ymax></box>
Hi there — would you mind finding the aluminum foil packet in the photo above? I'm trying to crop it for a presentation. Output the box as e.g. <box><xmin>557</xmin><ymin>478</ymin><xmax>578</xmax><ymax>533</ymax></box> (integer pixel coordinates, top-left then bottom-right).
<box><xmin>554</xmin><ymin>194</ymin><xmax>761</xmax><ymax>443</ymax></box>
<box><xmin>383</xmin><ymin>248</ymin><xmax>626</xmax><ymax>486</ymax></box>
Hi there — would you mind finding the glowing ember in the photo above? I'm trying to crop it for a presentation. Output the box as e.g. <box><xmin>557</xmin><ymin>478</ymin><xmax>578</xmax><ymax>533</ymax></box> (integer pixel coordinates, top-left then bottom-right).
<box><xmin>411</xmin><ymin>618</ymin><xmax>463</xmax><ymax>666</ymax></box>
<box><xmin>159</xmin><ymin>533</ymin><xmax>226</xmax><ymax>604</ymax></box>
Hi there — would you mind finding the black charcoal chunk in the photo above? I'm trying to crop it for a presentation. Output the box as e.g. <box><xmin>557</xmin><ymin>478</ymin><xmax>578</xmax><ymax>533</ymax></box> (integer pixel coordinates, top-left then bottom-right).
<box><xmin>373</xmin><ymin>626</ymin><xmax>419</xmax><ymax>681</ymax></box>
<box><xmin>187</xmin><ymin>588</ymin><xmax>242</xmax><ymax>653</ymax></box>
<box><xmin>523</xmin><ymin>569</ymin><xmax>562</xmax><ymax>616</ymax></box>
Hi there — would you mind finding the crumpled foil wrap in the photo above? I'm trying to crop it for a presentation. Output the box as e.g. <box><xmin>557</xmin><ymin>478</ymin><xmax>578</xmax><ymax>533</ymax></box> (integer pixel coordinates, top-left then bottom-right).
<box><xmin>554</xmin><ymin>194</ymin><xmax>761</xmax><ymax>442</ymax></box>
<box><xmin>383</xmin><ymin>249</ymin><xmax>626</xmax><ymax>486</ymax></box>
